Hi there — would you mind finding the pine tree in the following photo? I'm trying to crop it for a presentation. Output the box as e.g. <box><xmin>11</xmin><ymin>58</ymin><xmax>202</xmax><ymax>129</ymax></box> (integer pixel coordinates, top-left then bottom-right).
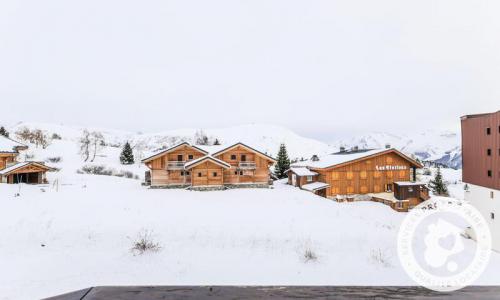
<box><xmin>0</xmin><ymin>126</ymin><xmax>9</xmax><ymax>138</ymax></box>
<box><xmin>120</xmin><ymin>141</ymin><xmax>135</xmax><ymax>165</ymax></box>
<box><xmin>429</xmin><ymin>167</ymin><xmax>449</xmax><ymax>196</ymax></box>
<box><xmin>214</xmin><ymin>138</ymin><xmax>221</xmax><ymax>145</ymax></box>
<box><xmin>274</xmin><ymin>143</ymin><xmax>290</xmax><ymax>179</ymax></box>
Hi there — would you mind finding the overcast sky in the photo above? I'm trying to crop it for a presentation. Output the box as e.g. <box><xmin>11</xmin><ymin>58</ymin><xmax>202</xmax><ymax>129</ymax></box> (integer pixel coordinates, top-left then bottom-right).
<box><xmin>0</xmin><ymin>0</ymin><xmax>498</xmax><ymax>141</ymax></box>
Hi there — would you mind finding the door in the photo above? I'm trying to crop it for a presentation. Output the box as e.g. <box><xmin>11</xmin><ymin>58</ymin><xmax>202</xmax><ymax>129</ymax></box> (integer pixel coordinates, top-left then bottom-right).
<box><xmin>292</xmin><ymin>174</ymin><xmax>297</xmax><ymax>186</ymax></box>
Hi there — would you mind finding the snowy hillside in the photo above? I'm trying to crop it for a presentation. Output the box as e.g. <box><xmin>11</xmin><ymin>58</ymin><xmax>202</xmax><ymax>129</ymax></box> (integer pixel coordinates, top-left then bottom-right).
<box><xmin>335</xmin><ymin>130</ymin><xmax>462</xmax><ymax>169</ymax></box>
<box><xmin>6</xmin><ymin>122</ymin><xmax>334</xmax><ymax>165</ymax></box>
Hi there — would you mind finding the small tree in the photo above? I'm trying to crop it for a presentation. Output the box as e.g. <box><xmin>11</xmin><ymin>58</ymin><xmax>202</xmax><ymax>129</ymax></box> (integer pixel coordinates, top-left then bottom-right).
<box><xmin>79</xmin><ymin>130</ymin><xmax>91</xmax><ymax>162</ymax></box>
<box><xmin>194</xmin><ymin>130</ymin><xmax>209</xmax><ymax>145</ymax></box>
<box><xmin>0</xmin><ymin>126</ymin><xmax>9</xmax><ymax>138</ymax></box>
<box><xmin>120</xmin><ymin>141</ymin><xmax>135</xmax><ymax>165</ymax></box>
<box><xmin>429</xmin><ymin>167</ymin><xmax>449</xmax><ymax>196</ymax></box>
<box><xmin>274</xmin><ymin>143</ymin><xmax>290</xmax><ymax>179</ymax></box>
<box><xmin>89</xmin><ymin>131</ymin><xmax>105</xmax><ymax>162</ymax></box>
<box><xmin>213</xmin><ymin>138</ymin><xmax>221</xmax><ymax>145</ymax></box>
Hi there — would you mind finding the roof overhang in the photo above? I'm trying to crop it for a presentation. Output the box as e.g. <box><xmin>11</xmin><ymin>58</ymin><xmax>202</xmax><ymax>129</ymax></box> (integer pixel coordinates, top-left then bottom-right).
<box><xmin>301</xmin><ymin>182</ymin><xmax>330</xmax><ymax>192</ymax></box>
<box><xmin>211</xmin><ymin>143</ymin><xmax>276</xmax><ymax>163</ymax></box>
<box><xmin>184</xmin><ymin>156</ymin><xmax>231</xmax><ymax>170</ymax></box>
<box><xmin>0</xmin><ymin>162</ymin><xmax>56</xmax><ymax>176</ymax></box>
<box><xmin>142</xmin><ymin>142</ymin><xmax>209</xmax><ymax>163</ymax></box>
<box><xmin>310</xmin><ymin>149</ymin><xmax>423</xmax><ymax>170</ymax></box>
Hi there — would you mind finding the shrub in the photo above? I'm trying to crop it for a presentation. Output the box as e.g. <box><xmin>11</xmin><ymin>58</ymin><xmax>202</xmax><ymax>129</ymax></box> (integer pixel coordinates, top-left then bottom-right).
<box><xmin>51</xmin><ymin>133</ymin><xmax>62</xmax><ymax>140</ymax></box>
<box><xmin>303</xmin><ymin>248</ymin><xmax>318</xmax><ymax>263</ymax></box>
<box><xmin>77</xmin><ymin>165</ymin><xmax>139</xmax><ymax>179</ymax></box>
<box><xmin>46</xmin><ymin>156</ymin><xmax>62</xmax><ymax>163</ymax></box>
<box><xmin>131</xmin><ymin>230</ymin><xmax>161</xmax><ymax>255</ymax></box>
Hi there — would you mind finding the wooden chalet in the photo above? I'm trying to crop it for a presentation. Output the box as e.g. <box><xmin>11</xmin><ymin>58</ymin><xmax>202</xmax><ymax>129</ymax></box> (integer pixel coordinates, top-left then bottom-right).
<box><xmin>142</xmin><ymin>142</ymin><xmax>276</xmax><ymax>189</ymax></box>
<box><xmin>0</xmin><ymin>136</ymin><xmax>55</xmax><ymax>184</ymax></box>
<box><xmin>288</xmin><ymin>147</ymin><xmax>428</xmax><ymax>212</ymax></box>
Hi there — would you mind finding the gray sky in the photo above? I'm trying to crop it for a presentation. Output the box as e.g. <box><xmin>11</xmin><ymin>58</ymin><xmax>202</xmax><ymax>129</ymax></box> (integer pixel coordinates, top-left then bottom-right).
<box><xmin>1</xmin><ymin>0</ymin><xmax>498</xmax><ymax>141</ymax></box>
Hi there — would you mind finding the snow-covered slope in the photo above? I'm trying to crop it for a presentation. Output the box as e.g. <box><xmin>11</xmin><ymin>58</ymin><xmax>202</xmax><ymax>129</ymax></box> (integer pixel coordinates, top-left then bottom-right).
<box><xmin>7</xmin><ymin>122</ymin><xmax>335</xmax><ymax>164</ymax></box>
<box><xmin>334</xmin><ymin>130</ymin><xmax>462</xmax><ymax>169</ymax></box>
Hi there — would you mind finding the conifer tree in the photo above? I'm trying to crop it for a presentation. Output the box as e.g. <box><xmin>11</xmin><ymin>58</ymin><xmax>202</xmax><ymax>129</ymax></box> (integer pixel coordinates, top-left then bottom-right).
<box><xmin>0</xmin><ymin>126</ymin><xmax>9</xmax><ymax>138</ymax></box>
<box><xmin>429</xmin><ymin>167</ymin><xmax>448</xmax><ymax>196</ymax></box>
<box><xmin>214</xmin><ymin>138</ymin><xmax>221</xmax><ymax>145</ymax></box>
<box><xmin>120</xmin><ymin>141</ymin><xmax>135</xmax><ymax>165</ymax></box>
<box><xmin>274</xmin><ymin>143</ymin><xmax>290</xmax><ymax>179</ymax></box>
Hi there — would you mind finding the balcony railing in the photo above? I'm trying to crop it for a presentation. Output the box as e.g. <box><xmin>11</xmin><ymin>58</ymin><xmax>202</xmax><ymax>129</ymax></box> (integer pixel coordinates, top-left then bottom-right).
<box><xmin>238</xmin><ymin>162</ymin><xmax>256</xmax><ymax>169</ymax></box>
<box><xmin>167</xmin><ymin>161</ymin><xmax>185</xmax><ymax>170</ymax></box>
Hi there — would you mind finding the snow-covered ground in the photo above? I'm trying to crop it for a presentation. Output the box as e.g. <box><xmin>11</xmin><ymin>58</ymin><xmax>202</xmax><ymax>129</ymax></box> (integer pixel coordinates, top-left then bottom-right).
<box><xmin>1</xmin><ymin>175</ymin><xmax>500</xmax><ymax>300</ymax></box>
<box><xmin>0</xmin><ymin>122</ymin><xmax>496</xmax><ymax>300</ymax></box>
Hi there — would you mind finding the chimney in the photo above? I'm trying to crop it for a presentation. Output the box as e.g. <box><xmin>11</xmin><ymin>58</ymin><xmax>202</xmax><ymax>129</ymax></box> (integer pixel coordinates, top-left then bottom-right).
<box><xmin>339</xmin><ymin>146</ymin><xmax>346</xmax><ymax>153</ymax></box>
<box><xmin>311</xmin><ymin>155</ymin><xmax>319</xmax><ymax>162</ymax></box>
<box><xmin>385</xmin><ymin>144</ymin><xmax>391</xmax><ymax>149</ymax></box>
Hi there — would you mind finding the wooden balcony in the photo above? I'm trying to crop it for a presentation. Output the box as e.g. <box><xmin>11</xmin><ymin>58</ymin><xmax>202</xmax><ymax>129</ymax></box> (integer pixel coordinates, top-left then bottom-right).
<box><xmin>167</xmin><ymin>161</ymin><xmax>185</xmax><ymax>170</ymax></box>
<box><xmin>238</xmin><ymin>162</ymin><xmax>256</xmax><ymax>170</ymax></box>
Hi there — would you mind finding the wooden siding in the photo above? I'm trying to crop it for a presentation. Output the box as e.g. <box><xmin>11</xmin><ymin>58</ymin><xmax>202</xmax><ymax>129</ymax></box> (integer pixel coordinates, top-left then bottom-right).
<box><xmin>0</xmin><ymin>154</ymin><xmax>16</xmax><ymax>170</ymax></box>
<box><xmin>213</xmin><ymin>145</ymin><xmax>273</xmax><ymax>184</ymax></box>
<box><xmin>312</xmin><ymin>152</ymin><xmax>413</xmax><ymax>198</ymax></box>
<box><xmin>191</xmin><ymin>161</ymin><xmax>224</xmax><ymax>186</ymax></box>
<box><xmin>286</xmin><ymin>170</ymin><xmax>318</xmax><ymax>188</ymax></box>
<box><xmin>461</xmin><ymin>111</ymin><xmax>500</xmax><ymax>190</ymax></box>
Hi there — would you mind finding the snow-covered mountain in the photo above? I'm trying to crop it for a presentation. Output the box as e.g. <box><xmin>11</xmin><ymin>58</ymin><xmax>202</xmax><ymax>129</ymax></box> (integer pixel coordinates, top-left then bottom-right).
<box><xmin>6</xmin><ymin>122</ymin><xmax>334</xmax><ymax>162</ymax></box>
<box><xmin>5</xmin><ymin>122</ymin><xmax>461</xmax><ymax>169</ymax></box>
<box><xmin>334</xmin><ymin>130</ymin><xmax>462</xmax><ymax>169</ymax></box>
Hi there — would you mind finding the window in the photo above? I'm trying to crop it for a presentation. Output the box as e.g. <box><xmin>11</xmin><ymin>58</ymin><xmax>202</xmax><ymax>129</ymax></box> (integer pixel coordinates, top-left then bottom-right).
<box><xmin>240</xmin><ymin>171</ymin><xmax>243</xmax><ymax>176</ymax></box>
<box><xmin>306</xmin><ymin>175</ymin><xmax>313</xmax><ymax>182</ymax></box>
<box><xmin>188</xmin><ymin>154</ymin><xmax>193</xmax><ymax>160</ymax></box>
<box><xmin>185</xmin><ymin>171</ymin><xmax>190</xmax><ymax>176</ymax></box>
<box><xmin>488</xmin><ymin>170</ymin><xmax>492</xmax><ymax>177</ymax></box>
<box><xmin>177</xmin><ymin>154</ymin><xmax>183</xmax><ymax>161</ymax></box>
<box><xmin>198</xmin><ymin>172</ymin><xmax>202</xmax><ymax>177</ymax></box>
<box><xmin>346</xmin><ymin>172</ymin><xmax>353</xmax><ymax>179</ymax></box>
<box><xmin>360</xmin><ymin>171</ymin><xmax>367</xmax><ymax>179</ymax></box>
<box><xmin>213</xmin><ymin>172</ymin><xmax>218</xmax><ymax>177</ymax></box>
<box><xmin>386</xmin><ymin>184</ymin><xmax>393</xmax><ymax>192</ymax></box>
<box><xmin>487</xmin><ymin>149</ymin><xmax>492</xmax><ymax>156</ymax></box>
<box><xmin>181</xmin><ymin>171</ymin><xmax>184</xmax><ymax>176</ymax></box>
<box><xmin>231</xmin><ymin>154</ymin><xmax>237</xmax><ymax>160</ymax></box>
<box><xmin>241</xmin><ymin>154</ymin><xmax>246</xmax><ymax>161</ymax></box>
<box><xmin>234</xmin><ymin>171</ymin><xmax>238</xmax><ymax>175</ymax></box>
<box><xmin>487</xmin><ymin>127</ymin><xmax>491</xmax><ymax>135</ymax></box>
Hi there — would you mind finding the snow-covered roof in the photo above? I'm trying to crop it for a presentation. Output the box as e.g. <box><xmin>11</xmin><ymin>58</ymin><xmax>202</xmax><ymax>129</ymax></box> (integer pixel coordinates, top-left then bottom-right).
<box><xmin>394</xmin><ymin>181</ymin><xmax>427</xmax><ymax>186</ymax></box>
<box><xmin>301</xmin><ymin>182</ymin><xmax>330</xmax><ymax>192</ymax></box>
<box><xmin>210</xmin><ymin>142</ymin><xmax>276</xmax><ymax>162</ymax></box>
<box><xmin>0</xmin><ymin>161</ymin><xmax>55</xmax><ymax>175</ymax></box>
<box><xmin>292</xmin><ymin>148</ymin><xmax>421</xmax><ymax>169</ymax></box>
<box><xmin>142</xmin><ymin>142</ymin><xmax>208</xmax><ymax>163</ymax></box>
<box><xmin>184</xmin><ymin>155</ymin><xmax>231</xmax><ymax>170</ymax></box>
<box><xmin>0</xmin><ymin>136</ymin><xmax>27</xmax><ymax>153</ymax></box>
<box><xmin>287</xmin><ymin>167</ymin><xmax>318</xmax><ymax>177</ymax></box>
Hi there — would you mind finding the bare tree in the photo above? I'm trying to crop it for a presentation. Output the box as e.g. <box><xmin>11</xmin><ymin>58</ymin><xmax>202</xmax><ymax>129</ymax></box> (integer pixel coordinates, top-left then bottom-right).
<box><xmin>194</xmin><ymin>130</ymin><xmax>209</xmax><ymax>145</ymax></box>
<box><xmin>79</xmin><ymin>130</ymin><xmax>91</xmax><ymax>162</ymax></box>
<box><xmin>89</xmin><ymin>131</ymin><xmax>105</xmax><ymax>162</ymax></box>
<box><xmin>15</xmin><ymin>127</ymin><xmax>51</xmax><ymax>149</ymax></box>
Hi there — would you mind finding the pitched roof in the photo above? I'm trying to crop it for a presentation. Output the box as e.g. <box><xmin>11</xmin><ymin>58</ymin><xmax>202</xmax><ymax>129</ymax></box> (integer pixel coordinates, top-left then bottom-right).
<box><xmin>142</xmin><ymin>142</ymin><xmax>208</xmax><ymax>163</ymax></box>
<box><xmin>0</xmin><ymin>136</ymin><xmax>27</xmax><ymax>153</ymax></box>
<box><xmin>210</xmin><ymin>142</ymin><xmax>276</xmax><ymax>162</ymax></box>
<box><xmin>292</xmin><ymin>148</ymin><xmax>422</xmax><ymax>170</ymax></box>
<box><xmin>287</xmin><ymin>167</ymin><xmax>318</xmax><ymax>177</ymax></box>
<box><xmin>184</xmin><ymin>155</ymin><xmax>231</xmax><ymax>170</ymax></box>
<box><xmin>0</xmin><ymin>161</ymin><xmax>56</xmax><ymax>175</ymax></box>
<box><xmin>301</xmin><ymin>182</ymin><xmax>330</xmax><ymax>192</ymax></box>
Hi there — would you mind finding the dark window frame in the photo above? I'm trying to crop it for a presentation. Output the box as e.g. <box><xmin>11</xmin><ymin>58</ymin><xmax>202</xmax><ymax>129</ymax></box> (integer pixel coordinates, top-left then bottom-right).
<box><xmin>487</xmin><ymin>170</ymin><xmax>492</xmax><ymax>177</ymax></box>
<box><xmin>213</xmin><ymin>172</ymin><xmax>218</xmax><ymax>177</ymax></box>
<box><xmin>188</xmin><ymin>154</ymin><xmax>194</xmax><ymax>160</ymax></box>
<box><xmin>241</xmin><ymin>154</ymin><xmax>246</xmax><ymax>161</ymax></box>
<box><xmin>487</xmin><ymin>149</ymin><xmax>492</xmax><ymax>156</ymax></box>
<box><xmin>487</xmin><ymin>127</ymin><xmax>491</xmax><ymax>135</ymax></box>
<box><xmin>230</xmin><ymin>154</ymin><xmax>237</xmax><ymax>160</ymax></box>
<box><xmin>177</xmin><ymin>154</ymin><xmax>183</xmax><ymax>161</ymax></box>
<box><xmin>198</xmin><ymin>172</ymin><xmax>202</xmax><ymax>177</ymax></box>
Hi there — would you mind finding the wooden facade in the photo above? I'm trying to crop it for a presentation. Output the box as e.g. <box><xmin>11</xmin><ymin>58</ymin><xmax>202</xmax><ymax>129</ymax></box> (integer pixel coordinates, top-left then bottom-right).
<box><xmin>287</xmin><ymin>148</ymin><xmax>427</xmax><ymax>211</ymax></box>
<box><xmin>0</xmin><ymin>137</ymin><xmax>54</xmax><ymax>185</ymax></box>
<box><xmin>310</xmin><ymin>150</ymin><xmax>420</xmax><ymax>198</ymax></box>
<box><xmin>143</xmin><ymin>142</ymin><xmax>276</xmax><ymax>188</ymax></box>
